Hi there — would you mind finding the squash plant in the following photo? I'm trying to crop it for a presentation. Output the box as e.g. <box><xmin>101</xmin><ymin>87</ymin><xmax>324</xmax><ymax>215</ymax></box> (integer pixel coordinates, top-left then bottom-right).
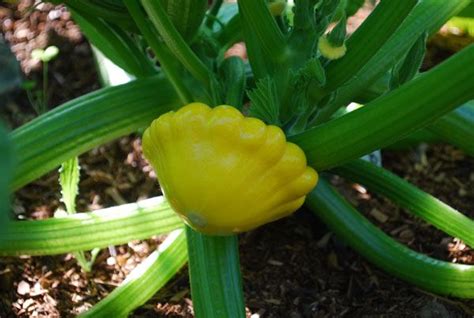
<box><xmin>2</xmin><ymin>0</ymin><xmax>474</xmax><ymax>316</ymax></box>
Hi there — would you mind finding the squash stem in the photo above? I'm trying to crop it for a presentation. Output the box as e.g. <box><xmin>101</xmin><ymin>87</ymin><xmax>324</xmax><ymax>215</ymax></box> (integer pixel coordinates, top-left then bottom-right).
<box><xmin>140</xmin><ymin>0</ymin><xmax>216</xmax><ymax>92</ymax></box>
<box><xmin>124</xmin><ymin>0</ymin><xmax>193</xmax><ymax>104</ymax></box>
<box><xmin>185</xmin><ymin>226</ymin><xmax>246</xmax><ymax>318</ymax></box>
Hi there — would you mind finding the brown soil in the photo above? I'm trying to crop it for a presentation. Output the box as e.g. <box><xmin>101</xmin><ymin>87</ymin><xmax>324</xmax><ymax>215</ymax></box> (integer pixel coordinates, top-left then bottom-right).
<box><xmin>1</xmin><ymin>1</ymin><xmax>473</xmax><ymax>317</ymax></box>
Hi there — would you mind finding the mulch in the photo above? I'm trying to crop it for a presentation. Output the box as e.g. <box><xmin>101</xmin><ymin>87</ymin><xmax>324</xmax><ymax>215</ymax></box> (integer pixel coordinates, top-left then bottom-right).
<box><xmin>1</xmin><ymin>1</ymin><xmax>473</xmax><ymax>317</ymax></box>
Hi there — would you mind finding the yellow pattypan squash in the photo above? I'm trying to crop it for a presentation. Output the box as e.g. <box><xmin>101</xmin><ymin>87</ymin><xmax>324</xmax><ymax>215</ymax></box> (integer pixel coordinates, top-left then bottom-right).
<box><xmin>142</xmin><ymin>103</ymin><xmax>318</xmax><ymax>235</ymax></box>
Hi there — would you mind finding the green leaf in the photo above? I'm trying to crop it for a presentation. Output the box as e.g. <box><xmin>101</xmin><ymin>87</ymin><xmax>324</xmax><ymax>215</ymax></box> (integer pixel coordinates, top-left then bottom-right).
<box><xmin>59</xmin><ymin>157</ymin><xmax>80</xmax><ymax>214</ymax></box>
<box><xmin>160</xmin><ymin>0</ymin><xmax>208</xmax><ymax>42</ymax></box>
<box><xmin>457</xmin><ymin>1</ymin><xmax>474</xmax><ymax>17</ymax></box>
<box><xmin>248</xmin><ymin>77</ymin><xmax>280</xmax><ymax>125</ymax></box>
<box><xmin>59</xmin><ymin>156</ymin><xmax>94</xmax><ymax>272</ymax></box>
<box><xmin>81</xmin><ymin>230</ymin><xmax>187</xmax><ymax>318</ymax></box>
<box><xmin>333</xmin><ymin>160</ymin><xmax>474</xmax><ymax>248</ymax></box>
<box><xmin>291</xmin><ymin>44</ymin><xmax>474</xmax><ymax>171</ymax></box>
<box><xmin>140</xmin><ymin>0</ymin><xmax>213</xmax><ymax>90</ymax></box>
<box><xmin>238</xmin><ymin>0</ymin><xmax>287</xmax><ymax>80</ymax></box>
<box><xmin>70</xmin><ymin>8</ymin><xmax>155</xmax><ymax>78</ymax></box>
<box><xmin>124</xmin><ymin>1</ymin><xmax>193</xmax><ymax>104</ymax></box>
<box><xmin>42</xmin><ymin>46</ymin><xmax>59</xmax><ymax>62</ymax></box>
<box><xmin>314</xmin><ymin>0</ymin><xmax>471</xmax><ymax>122</ymax></box>
<box><xmin>354</xmin><ymin>75</ymin><xmax>474</xmax><ymax>152</ymax></box>
<box><xmin>186</xmin><ymin>226</ymin><xmax>246</xmax><ymax>318</ymax></box>
<box><xmin>307</xmin><ymin>180</ymin><xmax>474</xmax><ymax>298</ymax></box>
<box><xmin>389</xmin><ymin>33</ymin><xmax>427</xmax><ymax>90</ymax></box>
<box><xmin>324</xmin><ymin>0</ymin><xmax>418</xmax><ymax>91</ymax></box>
<box><xmin>11</xmin><ymin>76</ymin><xmax>181</xmax><ymax>190</ymax></box>
<box><xmin>64</xmin><ymin>0</ymin><xmax>138</xmax><ymax>32</ymax></box>
<box><xmin>0</xmin><ymin>196</ymin><xmax>182</xmax><ymax>256</ymax></box>
<box><xmin>238</xmin><ymin>0</ymin><xmax>286</xmax><ymax>65</ymax></box>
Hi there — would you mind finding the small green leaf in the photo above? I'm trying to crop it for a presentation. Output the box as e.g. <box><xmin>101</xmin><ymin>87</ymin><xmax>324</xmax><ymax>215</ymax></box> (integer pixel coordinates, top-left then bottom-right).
<box><xmin>296</xmin><ymin>57</ymin><xmax>326</xmax><ymax>86</ymax></box>
<box><xmin>390</xmin><ymin>33</ymin><xmax>427</xmax><ymax>90</ymax></box>
<box><xmin>31</xmin><ymin>46</ymin><xmax>59</xmax><ymax>63</ymax></box>
<box><xmin>248</xmin><ymin>77</ymin><xmax>280</xmax><ymax>125</ymax></box>
<box><xmin>59</xmin><ymin>157</ymin><xmax>80</xmax><ymax>214</ymax></box>
<box><xmin>42</xmin><ymin>46</ymin><xmax>59</xmax><ymax>62</ymax></box>
<box><xmin>31</xmin><ymin>48</ymin><xmax>45</xmax><ymax>61</ymax></box>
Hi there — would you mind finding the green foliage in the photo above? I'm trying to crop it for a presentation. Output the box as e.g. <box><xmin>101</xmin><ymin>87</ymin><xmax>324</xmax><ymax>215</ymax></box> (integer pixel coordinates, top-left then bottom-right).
<box><xmin>248</xmin><ymin>77</ymin><xmax>280</xmax><ymax>125</ymax></box>
<box><xmin>31</xmin><ymin>46</ymin><xmax>59</xmax><ymax>63</ymax></box>
<box><xmin>59</xmin><ymin>157</ymin><xmax>80</xmax><ymax>214</ymax></box>
<box><xmin>6</xmin><ymin>0</ymin><xmax>474</xmax><ymax>316</ymax></box>
<box><xmin>160</xmin><ymin>0</ymin><xmax>207</xmax><ymax>42</ymax></box>
<box><xmin>70</xmin><ymin>9</ymin><xmax>155</xmax><ymax>78</ymax></box>
<box><xmin>390</xmin><ymin>33</ymin><xmax>427</xmax><ymax>89</ymax></box>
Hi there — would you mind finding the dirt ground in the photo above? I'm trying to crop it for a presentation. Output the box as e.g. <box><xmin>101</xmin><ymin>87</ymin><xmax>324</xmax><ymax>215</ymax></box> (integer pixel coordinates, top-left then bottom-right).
<box><xmin>1</xmin><ymin>1</ymin><xmax>474</xmax><ymax>317</ymax></box>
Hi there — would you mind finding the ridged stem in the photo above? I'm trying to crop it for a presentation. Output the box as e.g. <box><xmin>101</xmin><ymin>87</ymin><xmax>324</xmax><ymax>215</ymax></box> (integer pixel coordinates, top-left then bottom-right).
<box><xmin>140</xmin><ymin>0</ymin><xmax>214</xmax><ymax>90</ymax></box>
<box><xmin>307</xmin><ymin>180</ymin><xmax>474</xmax><ymax>298</ymax></box>
<box><xmin>333</xmin><ymin>160</ymin><xmax>474</xmax><ymax>248</ymax></box>
<box><xmin>124</xmin><ymin>0</ymin><xmax>192</xmax><ymax>103</ymax></box>
<box><xmin>186</xmin><ymin>226</ymin><xmax>246</xmax><ymax>318</ymax></box>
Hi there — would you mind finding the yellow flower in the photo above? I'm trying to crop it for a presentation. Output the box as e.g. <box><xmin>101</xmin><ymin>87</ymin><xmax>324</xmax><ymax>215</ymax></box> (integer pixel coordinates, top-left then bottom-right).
<box><xmin>318</xmin><ymin>36</ymin><xmax>347</xmax><ymax>60</ymax></box>
<box><xmin>142</xmin><ymin>103</ymin><xmax>318</xmax><ymax>235</ymax></box>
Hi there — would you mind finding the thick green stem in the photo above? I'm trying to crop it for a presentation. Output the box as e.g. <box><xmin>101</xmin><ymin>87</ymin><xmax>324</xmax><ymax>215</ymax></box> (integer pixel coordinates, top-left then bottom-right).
<box><xmin>80</xmin><ymin>230</ymin><xmax>187</xmax><ymax>317</ymax></box>
<box><xmin>140</xmin><ymin>0</ymin><xmax>214</xmax><ymax>90</ymax></box>
<box><xmin>291</xmin><ymin>44</ymin><xmax>474</xmax><ymax>171</ymax></box>
<box><xmin>11</xmin><ymin>76</ymin><xmax>181</xmax><ymax>190</ymax></box>
<box><xmin>186</xmin><ymin>226</ymin><xmax>246</xmax><ymax>318</ymax></box>
<box><xmin>333</xmin><ymin>160</ymin><xmax>474</xmax><ymax>248</ymax></box>
<box><xmin>0</xmin><ymin>196</ymin><xmax>182</xmax><ymax>256</ymax></box>
<box><xmin>307</xmin><ymin>180</ymin><xmax>474</xmax><ymax>298</ymax></box>
<box><xmin>238</xmin><ymin>0</ymin><xmax>286</xmax><ymax>63</ymax></box>
<box><xmin>124</xmin><ymin>0</ymin><xmax>192</xmax><ymax>104</ymax></box>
